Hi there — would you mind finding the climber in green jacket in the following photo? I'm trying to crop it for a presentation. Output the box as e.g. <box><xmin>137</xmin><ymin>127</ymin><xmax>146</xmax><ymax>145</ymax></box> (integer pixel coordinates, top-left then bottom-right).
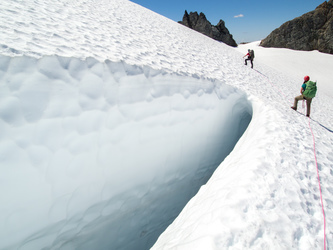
<box><xmin>291</xmin><ymin>75</ymin><xmax>317</xmax><ymax>117</ymax></box>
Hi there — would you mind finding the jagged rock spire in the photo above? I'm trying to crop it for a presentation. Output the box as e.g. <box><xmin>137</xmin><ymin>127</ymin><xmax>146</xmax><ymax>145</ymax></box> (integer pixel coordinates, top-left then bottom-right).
<box><xmin>179</xmin><ymin>11</ymin><xmax>237</xmax><ymax>47</ymax></box>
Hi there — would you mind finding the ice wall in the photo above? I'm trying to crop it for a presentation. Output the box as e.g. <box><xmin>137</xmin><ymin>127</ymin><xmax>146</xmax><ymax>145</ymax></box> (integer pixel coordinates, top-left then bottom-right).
<box><xmin>0</xmin><ymin>55</ymin><xmax>252</xmax><ymax>250</ymax></box>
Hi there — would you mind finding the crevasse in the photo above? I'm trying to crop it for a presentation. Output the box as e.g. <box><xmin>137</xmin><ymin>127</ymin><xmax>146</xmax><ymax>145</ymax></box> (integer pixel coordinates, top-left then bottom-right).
<box><xmin>0</xmin><ymin>55</ymin><xmax>252</xmax><ymax>250</ymax></box>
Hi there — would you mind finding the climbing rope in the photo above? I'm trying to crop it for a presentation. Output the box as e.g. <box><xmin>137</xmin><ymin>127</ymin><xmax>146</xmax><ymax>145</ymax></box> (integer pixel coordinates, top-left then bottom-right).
<box><xmin>255</xmin><ymin>69</ymin><xmax>327</xmax><ymax>249</ymax></box>
<box><xmin>306</xmin><ymin>109</ymin><xmax>327</xmax><ymax>250</ymax></box>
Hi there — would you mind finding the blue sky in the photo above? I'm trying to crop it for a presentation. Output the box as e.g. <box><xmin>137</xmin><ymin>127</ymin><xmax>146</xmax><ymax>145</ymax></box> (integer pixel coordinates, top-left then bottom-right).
<box><xmin>130</xmin><ymin>0</ymin><xmax>323</xmax><ymax>43</ymax></box>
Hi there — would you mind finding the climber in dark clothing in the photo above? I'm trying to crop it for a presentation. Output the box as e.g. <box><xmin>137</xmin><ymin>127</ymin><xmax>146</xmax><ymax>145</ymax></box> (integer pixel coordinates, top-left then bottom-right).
<box><xmin>243</xmin><ymin>49</ymin><xmax>254</xmax><ymax>68</ymax></box>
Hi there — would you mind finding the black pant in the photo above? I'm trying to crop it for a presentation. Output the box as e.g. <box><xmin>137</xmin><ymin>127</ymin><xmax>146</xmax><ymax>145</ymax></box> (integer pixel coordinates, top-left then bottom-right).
<box><xmin>245</xmin><ymin>58</ymin><xmax>253</xmax><ymax>68</ymax></box>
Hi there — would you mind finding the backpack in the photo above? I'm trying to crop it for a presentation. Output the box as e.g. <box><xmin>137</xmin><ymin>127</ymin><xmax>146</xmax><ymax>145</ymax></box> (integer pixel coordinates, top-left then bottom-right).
<box><xmin>303</xmin><ymin>81</ymin><xmax>317</xmax><ymax>98</ymax></box>
<box><xmin>250</xmin><ymin>50</ymin><xmax>255</xmax><ymax>59</ymax></box>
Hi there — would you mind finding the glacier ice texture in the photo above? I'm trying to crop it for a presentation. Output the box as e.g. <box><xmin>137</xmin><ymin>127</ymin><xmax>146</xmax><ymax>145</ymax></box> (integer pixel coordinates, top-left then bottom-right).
<box><xmin>0</xmin><ymin>55</ymin><xmax>252</xmax><ymax>250</ymax></box>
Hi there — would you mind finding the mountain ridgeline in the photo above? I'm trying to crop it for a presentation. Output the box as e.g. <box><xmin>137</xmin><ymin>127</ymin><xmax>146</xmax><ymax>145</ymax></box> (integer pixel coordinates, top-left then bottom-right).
<box><xmin>179</xmin><ymin>11</ymin><xmax>237</xmax><ymax>47</ymax></box>
<box><xmin>260</xmin><ymin>0</ymin><xmax>333</xmax><ymax>54</ymax></box>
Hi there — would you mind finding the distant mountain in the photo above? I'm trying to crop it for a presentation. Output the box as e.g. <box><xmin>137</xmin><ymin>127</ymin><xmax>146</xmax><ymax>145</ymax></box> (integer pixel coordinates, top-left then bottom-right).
<box><xmin>260</xmin><ymin>0</ymin><xmax>333</xmax><ymax>54</ymax></box>
<box><xmin>179</xmin><ymin>11</ymin><xmax>237</xmax><ymax>47</ymax></box>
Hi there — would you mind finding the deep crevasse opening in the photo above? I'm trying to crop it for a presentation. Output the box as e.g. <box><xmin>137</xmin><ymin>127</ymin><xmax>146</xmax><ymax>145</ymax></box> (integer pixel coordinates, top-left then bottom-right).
<box><xmin>0</xmin><ymin>55</ymin><xmax>252</xmax><ymax>250</ymax></box>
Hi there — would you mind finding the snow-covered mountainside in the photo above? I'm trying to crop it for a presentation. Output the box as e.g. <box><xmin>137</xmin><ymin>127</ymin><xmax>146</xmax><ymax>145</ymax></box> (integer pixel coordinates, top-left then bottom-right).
<box><xmin>0</xmin><ymin>0</ymin><xmax>332</xmax><ymax>249</ymax></box>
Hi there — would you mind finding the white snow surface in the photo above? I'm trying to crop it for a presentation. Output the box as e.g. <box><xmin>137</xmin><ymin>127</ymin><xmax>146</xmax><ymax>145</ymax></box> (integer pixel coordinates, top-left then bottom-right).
<box><xmin>0</xmin><ymin>0</ymin><xmax>332</xmax><ymax>249</ymax></box>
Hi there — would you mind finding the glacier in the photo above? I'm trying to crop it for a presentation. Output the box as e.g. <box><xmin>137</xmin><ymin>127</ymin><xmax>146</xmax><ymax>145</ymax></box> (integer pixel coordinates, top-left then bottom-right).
<box><xmin>0</xmin><ymin>1</ymin><xmax>254</xmax><ymax>248</ymax></box>
<box><xmin>1</xmin><ymin>0</ymin><xmax>333</xmax><ymax>249</ymax></box>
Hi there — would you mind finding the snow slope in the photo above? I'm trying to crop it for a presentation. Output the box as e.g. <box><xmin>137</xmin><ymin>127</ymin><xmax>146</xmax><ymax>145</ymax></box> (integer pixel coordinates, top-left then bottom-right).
<box><xmin>0</xmin><ymin>0</ymin><xmax>333</xmax><ymax>249</ymax></box>
<box><xmin>236</xmin><ymin>41</ymin><xmax>333</xmax><ymax>98</ymax></box>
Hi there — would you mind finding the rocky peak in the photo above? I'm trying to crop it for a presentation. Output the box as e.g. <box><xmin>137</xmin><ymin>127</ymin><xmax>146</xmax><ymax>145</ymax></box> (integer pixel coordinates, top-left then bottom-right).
<box><xmin>179</xmin><ymin>11</ymin><xmax>237</xmax><ymax>47</ymax></box>
<box><xmin>260</xmin><ymin>0</ymin><xmax>333</xmax><ymax>54</ymax></box>
<box><xmin>316</xmin><ymin>0</ymin><xmax>333</xmax><ymax>10</ymax></box>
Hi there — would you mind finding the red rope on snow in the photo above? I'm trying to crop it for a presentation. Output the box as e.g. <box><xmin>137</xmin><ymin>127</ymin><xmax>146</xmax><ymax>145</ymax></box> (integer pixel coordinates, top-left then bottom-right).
<box><xmin>307</xmin><ymin>117</ymin><xmax>327</xmax><ymax>250</ymax></box>
<box><xmin>255</xmin><ymin>69</ymin><xmax>327</xmax><ymax>249</ymax></box>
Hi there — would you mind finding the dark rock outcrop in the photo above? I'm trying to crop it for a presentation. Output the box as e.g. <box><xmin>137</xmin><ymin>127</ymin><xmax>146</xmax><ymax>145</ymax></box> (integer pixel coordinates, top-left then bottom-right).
<box><xmin>179</xmin><ymin>11</ymin><xmax>237</xmax><ymax>47</ymax></box>
<box><xmin>260</xmin><ymin>0</ymin><xmax>333</xmax><ymax>54</ymax></box>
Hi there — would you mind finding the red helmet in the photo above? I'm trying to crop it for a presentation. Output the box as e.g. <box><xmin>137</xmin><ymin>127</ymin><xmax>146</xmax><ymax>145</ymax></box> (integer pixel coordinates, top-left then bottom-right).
<box><xmin>304</xmin><ymin>76</ymin><xmax>310</xmax><ymax>82</ymax></box>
